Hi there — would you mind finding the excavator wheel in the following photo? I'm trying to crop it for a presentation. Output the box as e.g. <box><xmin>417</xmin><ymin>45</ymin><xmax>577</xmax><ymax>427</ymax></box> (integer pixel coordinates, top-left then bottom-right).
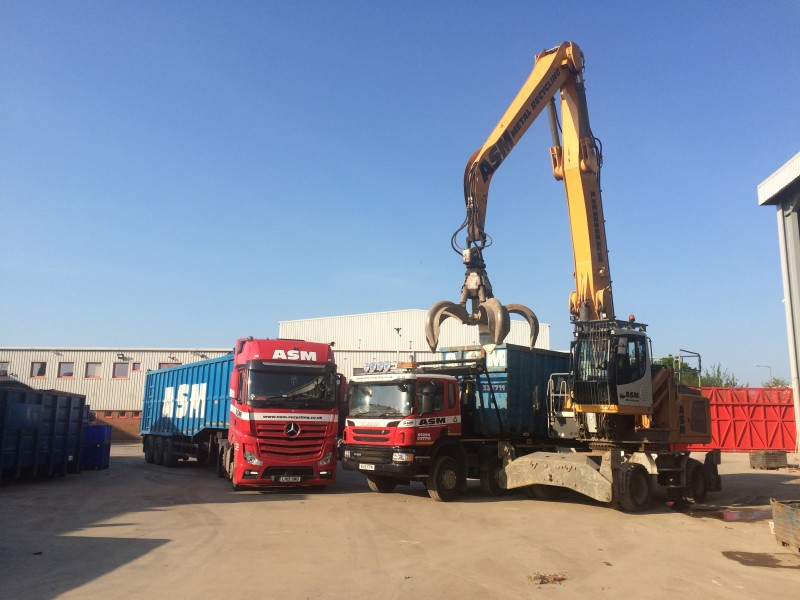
<box><xmin>618</xmin><ymin>464</ymin><xmax>652</xmax><ymax>512</ymax></box>
<box><xmin>524</xmin><ymin>485</ymin><xmax>562</xmax><ymax>501</ymax></box>
<box><xmin>366</xmin><ymin>475</ymin><xmax>397</xmax><ymax>494</ymax></box>
<box><xmin>667</xmin><ymin>458</ymin><xmax>708</xmax><ymax>505</ymax></box>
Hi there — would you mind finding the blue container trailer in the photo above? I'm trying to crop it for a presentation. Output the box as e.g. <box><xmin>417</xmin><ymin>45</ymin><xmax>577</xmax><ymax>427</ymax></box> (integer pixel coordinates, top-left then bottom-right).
<box><xmin>1</xmin><ymin>385</ymin><xmax>86</xmax><ymax>480</ymax></box>
<box><xmin>140</xmin><ymin>354</ymin><xmax>233</xmax><ymax>465</ymax></box>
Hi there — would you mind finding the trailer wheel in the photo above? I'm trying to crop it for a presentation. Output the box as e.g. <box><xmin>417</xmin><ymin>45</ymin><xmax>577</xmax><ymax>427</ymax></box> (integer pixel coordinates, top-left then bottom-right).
<box><xmin>427</xmin><ymin>456</ymin><xmax>461</xmax><ymax>502</ymax></box>
<box><xmin>619</xmin><ymin>464</ymin><xmax>652</xmax><ymax>512</ymax></box>
<box><xmin>143</xmin><ymin>436</ymin><xmax>155</xmax><ymax>464</ymax></box>
<box><xmin>162</xmin><ymin>437</ymin><xmax>177</xmax><ymax>468</ymax></box>
<box><xmin>153</xmin><ymin>436</ymin><xmax>165</xmax><ymax>466</ymax></box>
<box><xmin>366</xmin><ymin>475</ymin><xmax>397</xmax><ymax>493</ymax></box>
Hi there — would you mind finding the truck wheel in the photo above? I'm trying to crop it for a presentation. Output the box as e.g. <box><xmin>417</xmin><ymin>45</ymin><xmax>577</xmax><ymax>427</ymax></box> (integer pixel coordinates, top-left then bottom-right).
<box><xmin>153</xmin><ymin>437</ymin><xmax>165</xmax><ymax>466</ymax></box>
<box><xmin>229</xmin><ymin>446</ymin><xmax>244</xmax><ymax>491</ymax></box>
<box><xmin>162</xmin><ymin>437</ymin><xmax>177</xmax><ymax>468</ymax></box>
<box><xmin>216</xmin><ymin>445</ymin><xmax>226</xmax><ymax>478</ymax></box>
<box><xmin>366</xmin><ymin>475</ymin><xmax>397</xmax><ymax>493</ymax></box>
<box><xmin>479</xmin><ymin>465</ymin><xmax>506</xmax><ymax>497</ymax></box>
<box><xmin>143</xmin><ymin>436</ymin><xmax>155</xmax><ymax>464</ymax></box>
<box><xmin>619</xmin><ymin>464</ymin><xmax>652</xmax><ymax>512</ymax></box>
<box><xmin>427</xmin><ymin>456</ymin><xmax>461</xmax><ymax>502</ymax></box>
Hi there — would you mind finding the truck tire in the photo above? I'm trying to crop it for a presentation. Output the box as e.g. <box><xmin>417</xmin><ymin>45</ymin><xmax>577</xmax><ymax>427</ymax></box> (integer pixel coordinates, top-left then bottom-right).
<box><xmin>479</xmin><ymin>465</ymin><xmax>506</xmax><ymax>497</ymax></box>
<box><xmin>229</xmin><ymin>445</ymin><xmax>243</xmax><ymax>491</ymax></box>
<box><xmin>618</xmin><ymin>464</ymin><xmax>652</xmax><ymax>512</ymax></box>
<box><xmin>144</xmin><ymin>436</ymin><xmax>155</xmax><ymax>464</ymax></box>
<box><xmin>366</xmin><ymin>475</ymin><xmax>397</xmax><ymax>493</ymax></box>
<box><xmin>427</xmin><ymin>456</ymin><xmax>461</xmax><ymax>502</ymax></box>
<box><xmin>162</xmin><ymin>437</ymin><xmax>177</xmax><ymax>468</ymax></box>
<box><xmin>153</xmin><ymin>436</ymin><xmax>165</xmax><ymax>466</ymax></box>
<box><xmin>216</xmin><ymin>444</ymin><xmax>227</xmax><ymax>478</ymax></box>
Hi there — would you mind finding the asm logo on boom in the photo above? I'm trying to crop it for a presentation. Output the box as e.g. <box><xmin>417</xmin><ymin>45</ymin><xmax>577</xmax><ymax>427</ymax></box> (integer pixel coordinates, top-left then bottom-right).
<box><xmin>272</xmin><ymin>349</ymin><xmax>317</xmax><ymax>361</ymax></box>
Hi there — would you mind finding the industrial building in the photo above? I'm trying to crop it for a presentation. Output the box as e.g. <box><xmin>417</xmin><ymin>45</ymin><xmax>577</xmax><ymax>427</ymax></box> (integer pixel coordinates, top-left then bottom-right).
<box><xmin>0</xmin><ymin>309</ymin><xmax>550</xmax><ymax>439</ymax></box>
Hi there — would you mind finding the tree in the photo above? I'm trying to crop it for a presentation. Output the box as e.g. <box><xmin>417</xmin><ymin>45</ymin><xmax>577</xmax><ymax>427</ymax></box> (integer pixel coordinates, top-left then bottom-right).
<box><xmin>700</xmin><ymin>363</ymin><xmax>740</xmax><ymax>387</ymax></box>
<box><xmin>654</xmin><ymin>355</ymin><xmax>701</xmax><ymax>386</ymax></box>
<box><xmin>763</xmin><ymin>376</ymin><xmax>790</xmax><ymax>388</ymax></box>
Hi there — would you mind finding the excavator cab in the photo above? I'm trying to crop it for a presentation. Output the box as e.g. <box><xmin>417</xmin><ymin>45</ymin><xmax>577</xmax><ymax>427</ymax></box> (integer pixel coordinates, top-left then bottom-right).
<box><xmin>569</xmin><ymin>319</ymin><xmax>653</xmax><ymax>441</ymax></box>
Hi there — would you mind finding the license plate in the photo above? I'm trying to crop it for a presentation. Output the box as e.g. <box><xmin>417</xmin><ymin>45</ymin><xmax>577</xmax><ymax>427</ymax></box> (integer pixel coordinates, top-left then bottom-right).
<box><xmin>279</xmin><ymin>476</ymin><xmax>302</xmax><ymax>483</ymax></box>
<box><xmin>359</xmin><ymin>463</ymin><xmax>376</xmax><ymax>471</ymax></box>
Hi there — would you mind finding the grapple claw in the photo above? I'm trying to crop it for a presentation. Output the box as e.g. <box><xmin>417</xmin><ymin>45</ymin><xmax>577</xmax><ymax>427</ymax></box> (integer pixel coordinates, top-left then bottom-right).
<box><xmin>506</xmin><ymin>303</ymin><xmax>539</xmax><ymax>350</ymax></box>
<box><xmin>425</xmin><ymin>301</ymin><xmax>472</xmax><ymax>351</ymax></box>
<box><xmin>476</xmin><ymin>298</ymin><xmax>510</xmax><ymax>353</ymax></box>
<box><xmin>425</xmin><ymin>247</ymin><xmax>537</xmax><ymax>353</ymax></box>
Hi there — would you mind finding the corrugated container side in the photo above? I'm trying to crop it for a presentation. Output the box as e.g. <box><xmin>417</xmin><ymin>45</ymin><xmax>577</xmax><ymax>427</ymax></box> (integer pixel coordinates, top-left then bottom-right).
<box><xmin>81</xmin><ymin>425</ymin><xmax>112</xmax><ymax>470</ymax></box>
<box><xmin>442</xmin><ymin>345</ymin><xmax>570</xmax><ymax>438</ymax></box>
<box><xmin>140</xmin><ymin>355</ymin><xmax>233</xmax><ymax>438</ymax></box>
<box><xmin>0</xmin><ymin>385</ymin><xmax>86</xmax><ymax>480</ymax></box>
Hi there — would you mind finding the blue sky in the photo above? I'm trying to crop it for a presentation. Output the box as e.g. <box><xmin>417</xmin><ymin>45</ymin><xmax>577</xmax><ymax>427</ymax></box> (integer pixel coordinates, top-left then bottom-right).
<box><xmin>2</xmin><ymin>2</ymin><xmax>799</xmax><ymax>386</ymax></box>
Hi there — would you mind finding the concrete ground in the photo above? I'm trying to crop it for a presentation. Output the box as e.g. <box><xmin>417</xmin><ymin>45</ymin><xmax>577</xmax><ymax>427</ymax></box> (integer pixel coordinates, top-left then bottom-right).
<box><xmin>1</xmin><ymin>445</ymin><xmax>798</xmax><ymax>600</ymax></box>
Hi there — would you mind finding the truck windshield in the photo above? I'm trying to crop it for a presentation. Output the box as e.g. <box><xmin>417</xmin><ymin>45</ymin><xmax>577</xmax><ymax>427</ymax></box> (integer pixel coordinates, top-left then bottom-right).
<box><xmin>247</xmin><ymin>370</ymin><xmax>336</xmax><ymax>409</ymax></box>
<box><xmin>348</xmin><ymin>381</ymin><xmax>413</xmax><ymax>418</ymax></box>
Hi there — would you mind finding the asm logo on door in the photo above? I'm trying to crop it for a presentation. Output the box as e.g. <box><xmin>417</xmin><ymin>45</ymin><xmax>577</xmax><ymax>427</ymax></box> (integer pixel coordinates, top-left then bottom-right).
<box><xmin>272</xmin><ymin>349</ymin><xmax>317</xmax><ymax>361</ymax></box>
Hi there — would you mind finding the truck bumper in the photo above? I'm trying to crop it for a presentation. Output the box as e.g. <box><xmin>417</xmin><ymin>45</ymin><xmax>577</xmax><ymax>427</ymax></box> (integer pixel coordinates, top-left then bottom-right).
<box><xmin>341</xmin><ymin>445</ymin><xmax>428</xmax><ymax>479</ymax></box>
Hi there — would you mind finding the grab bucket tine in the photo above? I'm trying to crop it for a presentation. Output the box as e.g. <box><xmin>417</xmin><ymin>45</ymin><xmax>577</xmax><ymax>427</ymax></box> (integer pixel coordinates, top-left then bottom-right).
<box><xmin>477</xmin><ymin>298</ymin><xmax>510</xmax><ymax>352</ymax></box>
<box><xmin>507</xmin><ymin>303</ymin><xmax>539</xmax><ymax>350</ymax></box>
<box><xmin>425</xmin><ymin>301</ymin><xmax>472</xmax><ymax>351</ymax></box>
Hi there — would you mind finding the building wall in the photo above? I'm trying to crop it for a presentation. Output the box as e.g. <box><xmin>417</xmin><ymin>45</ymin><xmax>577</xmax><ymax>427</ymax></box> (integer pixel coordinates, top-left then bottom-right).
<box><xmin>0</xmin><ymin>348</ymin><xmax>230</xmax><ymax>440</ymax></box>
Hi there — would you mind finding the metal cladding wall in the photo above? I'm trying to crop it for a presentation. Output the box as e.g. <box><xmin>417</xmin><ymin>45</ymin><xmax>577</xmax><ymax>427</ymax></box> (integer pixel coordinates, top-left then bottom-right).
<box><xmin>678</xmin><ymin>387</ymin><xmax>797</xmax><ymax>452</ymax></box>
<box><xmin>140</xmin><ymin>355</ymin><xmax>233</xmax><ymax>438</ymax></box>
<box><xmin>0</xmin><ymin>348</ymin><xmax>231</xmax><ymax>411</ymax></box>
<box><xmin>279</xmin><ymin>309</ymin><xmax>552</xmax><ymax>379</ymax></box>
<box><xmin>1</xmin><ymin>385</ymin><xmax>87</xmax><ymax>480</ymax></box>
<box><xmin>441</xmin><ymin>344</ymin><xmax>571</xmax><ymax>438</ymax></box>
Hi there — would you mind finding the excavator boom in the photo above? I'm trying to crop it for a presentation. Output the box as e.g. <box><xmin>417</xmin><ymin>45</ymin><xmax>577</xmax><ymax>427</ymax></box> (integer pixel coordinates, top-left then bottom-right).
<box><xmin>425</xmin><ymin>41</ymin><xmax>613</xmax><ymax>353</ymax></box>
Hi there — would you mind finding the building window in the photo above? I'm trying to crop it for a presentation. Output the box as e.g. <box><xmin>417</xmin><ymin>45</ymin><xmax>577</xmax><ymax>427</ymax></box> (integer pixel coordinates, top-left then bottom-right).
<box><xmin>113</xmin><ymin>363</ymin><xmax>130</xmax><ymax>379</ymax></box>
<box><xmin>0</xmin><ymin>362</ymin><xmax>9</xmax><ymax>377</ymax></box>
<box><xmin>132</xmin><ymin>411</ymin><xmax>141</xmax><ymax>418</ymax></box>
<box><xmin>104</xmin><ymin>411</ymin><xmax>113</xmax><ymax>418</ymax></box>
<box><xmin>85</xmin><ymin>363</ymin><xmax>102</xmax><ymax>379</ymax></box>
<box><xmin>118</xmin><ymin>411</ymin><xmax>128</xmax><ymax>419</ymax></box>
<box><xmin>58</xmin><ymin>362</ymin><xmax>75</xmax><ymax>378</ymax></box>
<box><xmin>31</xmin><ymin>362</ymin><xmax>47</xmax><ymax>377</ymax></box>
<box><xmin>132</xmin><ymin>363</ymin><xmax>141</xmax><ymax>372</ymax></box>
<box><xmin>158</xmin><ymin>362</ymin><xmax>181</xmax><ymax>369</ymax></box>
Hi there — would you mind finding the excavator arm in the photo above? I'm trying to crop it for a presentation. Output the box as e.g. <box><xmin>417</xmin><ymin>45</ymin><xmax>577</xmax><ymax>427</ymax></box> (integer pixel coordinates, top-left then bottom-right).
<box><xmin>426</xmin><ymin>41</ymin><xmax>614</xmax><ymax>352</ymax></box>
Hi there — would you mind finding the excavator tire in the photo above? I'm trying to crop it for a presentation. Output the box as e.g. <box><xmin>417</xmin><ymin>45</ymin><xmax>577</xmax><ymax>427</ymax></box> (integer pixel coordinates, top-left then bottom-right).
<box><xmin>524</xmin><ymin>485</ymin><xmax>562</xmax><ymax>501</ymax></box>
<box><xmin>618</xmin><ymin>464</ymin><xmax>652</xmax><ymax>512</ymax></box>
<box><xmin>366</xmin><ymin>475</ymin><xmax>397</xmax><ymax>493</ymax></box>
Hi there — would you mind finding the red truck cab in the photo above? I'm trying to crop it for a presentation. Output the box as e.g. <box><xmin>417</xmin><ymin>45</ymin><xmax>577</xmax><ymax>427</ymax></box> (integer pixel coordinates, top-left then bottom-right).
<box><xmin>341</xmin><ymin>362</ymin><xmax>473</xmax><ymax>500</ymax></box>
<box><xmin>223</xmin><ymin>337</ymin><xmax>343</xmax><ymax>491</ymax></box>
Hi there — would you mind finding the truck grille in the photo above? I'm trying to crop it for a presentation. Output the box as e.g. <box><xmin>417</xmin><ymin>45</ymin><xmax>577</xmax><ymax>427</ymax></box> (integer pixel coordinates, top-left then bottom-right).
<box><xmin>255</xmin><ymin>422</ymin><xmax>327</xmax><ymax>460</ymax></box>
<box><xmin>351</xmin><ymin>428</ymin><xmax>391</xmax><ymax>443</ymax></box>
<box><xmin>347</xmin><ymin>446</ymin><xmax>393</xmax><ymax>464</ymax></box>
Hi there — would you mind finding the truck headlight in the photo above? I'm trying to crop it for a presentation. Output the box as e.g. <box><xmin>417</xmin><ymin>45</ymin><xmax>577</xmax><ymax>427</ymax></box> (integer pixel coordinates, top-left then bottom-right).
<box><xmin>243</xmin><ymin>450</ymin><xmax>263</xmax><ymax>466</ymax></box>
<box><xmin>393</xmin><ymin>451</ymin><xmax>414</xmax><ymax>463</ymax></box>
<box><xmin>343</xmin><ymin>449</ymin><xmax>351</xmax><ymax>459</ymax></box>
<box><xmin>318</xmin><ymin>451</ymin><xmax>334</xmax><ymax>466</ymax></box>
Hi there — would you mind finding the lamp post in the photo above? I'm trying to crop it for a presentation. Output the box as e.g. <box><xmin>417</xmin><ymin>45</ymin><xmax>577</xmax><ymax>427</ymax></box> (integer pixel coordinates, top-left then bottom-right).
<box><xmin>756</xmin><ymin>364</ymin><xmax>773</xmax><ymax>385</ymax></box>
